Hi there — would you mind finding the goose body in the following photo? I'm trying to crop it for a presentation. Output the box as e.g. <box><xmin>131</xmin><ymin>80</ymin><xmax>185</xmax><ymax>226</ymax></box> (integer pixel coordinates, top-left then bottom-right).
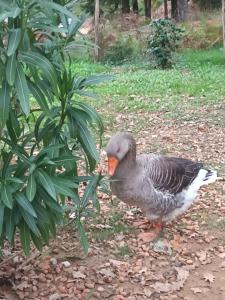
<box><xmin>106</xmin><ymin>132</ymin><xmax>217</xmax><ymax>224</ymax></box>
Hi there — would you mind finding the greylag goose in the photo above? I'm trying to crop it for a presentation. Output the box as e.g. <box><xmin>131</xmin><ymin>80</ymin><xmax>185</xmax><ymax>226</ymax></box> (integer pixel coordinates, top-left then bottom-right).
<box><xmin>106</xmin><ymin>132</ymin><xmax>217</xmax><ymax>232</ymax></box>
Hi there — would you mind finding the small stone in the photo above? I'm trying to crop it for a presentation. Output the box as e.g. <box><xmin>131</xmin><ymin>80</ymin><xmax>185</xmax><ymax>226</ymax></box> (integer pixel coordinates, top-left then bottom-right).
<box><xmin>50</xmin><ymin>258</ymin><xmax>58</xmax><ymax>267</ymax></box>
<box><xmin>97</xmin><ymin>286</ymin><xmax>105</xmax><ymax>292</ymax></box>
<box><xmin>72</xmin><ymin>271</ymin><xmax>86</xmax><ymax>279</ymax></box>
<box><xmin>62</xmin><ymin>261</ymin><xmax>71</xmax><ymax>268</ymax></box>
<box><xmin>49</xmin><ymin>293</ymin><xmax>61</xmax><ymax>300</ymax></box>
<box><xmin>186</xmin><ymin>259</ymin><xmax>193</xmax><ymax>265</ymax></box>
<box><xmin>85</xmin><ymin>282</ymin><xmax>95</xmax><ymax>289</ymax></box>
<box><xmin>32</xmin><ymin>286</ymin><xmax>38</xmax><ymax>292</ymax></box>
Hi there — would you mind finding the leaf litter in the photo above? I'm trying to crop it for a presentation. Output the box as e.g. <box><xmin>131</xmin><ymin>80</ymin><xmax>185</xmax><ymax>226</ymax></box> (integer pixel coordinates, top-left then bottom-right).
<box><xmin>1</xmin><ymin>107</ymin><xmax>225</xmax><ymax>299</ymax></box>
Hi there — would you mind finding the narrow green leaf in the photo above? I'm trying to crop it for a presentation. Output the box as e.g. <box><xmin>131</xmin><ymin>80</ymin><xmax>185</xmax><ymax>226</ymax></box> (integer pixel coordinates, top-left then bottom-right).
<box><xmin>0</xmin><ymin>201</ymin><xmax>5</xmax><ymax>236</ymax></box>
<box><xmin>82</xmin><ymin>74</ymin><xmax>114</xmax><ymax>87</ymax></box>
<box><xmin>78</xmin><ymin>125</ymin><xmax>99</xmax><ymax>161</ymax></box>
<box><xmin>15</xmin><ymin>63</ymin><xmax>30</xmax><ymax>116</ymax></box>
<box><xmin>51</xmin><ymin>155</ymin><xmax>80</xmax><ymax>166</ymax></box>
<box><xmin>82</xmin><ymin>175</ymin><xmax>99</xmax><ymax>208</ymax></box>
<box><xmin>15</xmin><ymin>193</ymin><xmax>37</xmax><ymax>218</ymax></box>
<box><xmin>27</xmin><ymin>80</ymin><xmax>50</xmax><ymax>115</ymax></box>
<box><xmin>0</xmin><ymin>80</ymin><xmax>10</xmax><ymax>130</ymax></box>
<box><xmin>1</xmin><ymin>184</ymin><xmax>13</xmax><ymax>209</ymax></box>
<box><xmin>51</xmin><ymin>177</ymin><xmax>78</xmax><ymax>189</ymax></box>
<box><xmin>5</xmin><ymin>208</ymin><xmax>15</xmax><ymax>242</ymax></box>
<box><xmin>30</xmin><ymin>231</ymin><xmax>43</xmax><ymax>251</ymax></box>
<box><xmin>76</xmin><ymin>219</ymin><xmax>89</xmax><ymax>254</ymax></box>
<box><xmin>41</xmin><ymin>0</ymin><xmax>74</xmax><ymax>18</ymax></box>
<box><xmin>7</xmin><ymin>28</ymin><xmax>21</xmax><ymax>56</ymax></box>
<box><xmin>19</xmin><ymin>51</ymin><xmax>58</xmax><ymax>96</ymax></box>
<box><xmin>36</xmin><ymin>170</ymin><xmax>56</xmax><ymax>200</ymax></box>
<box><xmin>19</xmin><ymin>221</ymin><xmax>30</xmax><ymax>256</ymax></box>
<box><xmin>6</xmin><ymin>53</ymin><xmax>17</xmax><ymax>85</ymax></box>
<box><xmin>26</xmin><ymin>174</ymin><xmax>36</xmax><ymax>202</ymax></box>
<box><xmin>20</xmin><ymin>208</ymin><xmax>40</xmax><ymax>236</ymax></box>
<box><xmin>78</xmin><ymin>102</ymin><xmax>104</xmax><ymax>134</ymax></box>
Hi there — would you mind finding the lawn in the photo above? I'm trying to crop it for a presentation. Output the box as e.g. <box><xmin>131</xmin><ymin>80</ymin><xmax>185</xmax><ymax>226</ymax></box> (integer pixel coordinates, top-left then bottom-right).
<box><xmin>72</xmin><ymin>47</ymin><xmax>225</xmax><ymax>123</ymax></box>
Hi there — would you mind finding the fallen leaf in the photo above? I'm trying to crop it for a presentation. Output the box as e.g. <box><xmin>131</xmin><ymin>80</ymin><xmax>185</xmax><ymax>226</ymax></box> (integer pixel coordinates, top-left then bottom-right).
<box><xmin>203</xmin><ymin>273</ymin><xmax>215</xmax><ymax>283</ymax></box>
<box><xmin>72</xmin><ymin>271</ymin><xmax>86</xmax><ymax>279</ymax></box>
<box><xmin>98</xmin><ymin>268</ymin><xmax>116</xmax><ymax>278</ymax></box>
<box><xmin>138</xmin><ymin>231</ymin><xmax>158</xmax><ymax>243</ymax></box>
<box><xmin>191</xmin><ymin>287</ymin><xmax>202</xmax><ymax>294</ymax></box>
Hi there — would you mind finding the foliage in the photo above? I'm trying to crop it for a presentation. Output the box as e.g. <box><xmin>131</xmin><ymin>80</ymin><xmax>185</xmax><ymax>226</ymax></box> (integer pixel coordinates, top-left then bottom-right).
<box><xmin>102</xmin><ymin>34</ymin><xmax>141</xmax><ymax>65</ymax></box>
<box><xmin>0</xmin><ymin>0</ymin><xmax>111</xmax><ymax>255</ymax></box>
<box><xmin>147</xmin><ymin>19</ymin><xmax>185</xmax><ymax>69</ymax></box>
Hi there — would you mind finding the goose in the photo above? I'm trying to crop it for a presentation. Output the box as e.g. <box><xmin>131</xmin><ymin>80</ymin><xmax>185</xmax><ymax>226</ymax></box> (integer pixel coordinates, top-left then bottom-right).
<box><xmin>106</xmin><ymin>132</ymin><xmax>217</xmax><ymax>233</ymax></box>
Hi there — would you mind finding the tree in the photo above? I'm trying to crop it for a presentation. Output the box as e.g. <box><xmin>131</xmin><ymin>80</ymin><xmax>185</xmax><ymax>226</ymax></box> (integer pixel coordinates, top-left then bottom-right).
<box><xmin>223</xmin><ymin>0</ymin><xmax>225</xmax><ymax>55</ymax></box>
<box><xmin>132</xmin><ymin>0</ymin><xmax>139</xmax><ymax>13</ymax></box>
<box><xmin>177</xmin><ymin>0</ymin><xmax>188</xmax><ymax>21</ymax></box>
<box><xmin>122</xmin><ymin>0</ymin><xmax>130</xmax><ymax>13</ymax></box>
<box><xmin>171</xmin><ymin>0</ymin><xmax>188</xmax><ymax>21</ymax></box>
<box><xmin>144</xmin><ymin>0</ymin><xmax>151</xmax><ymax>18</ymax></box>
<box><xmin>164</xmin><ymin>0</ymin><xmax>168</xmax><ymax>19</ymax></box>
<box><xmin>0</xmin><ymin>0</ymin><xmax>110</xmax><ymax>255</ymax></box>
<box><xmin>95</xmin><ymin>0</ymin><xmax>100</xmax><ymax>60</ymax></box>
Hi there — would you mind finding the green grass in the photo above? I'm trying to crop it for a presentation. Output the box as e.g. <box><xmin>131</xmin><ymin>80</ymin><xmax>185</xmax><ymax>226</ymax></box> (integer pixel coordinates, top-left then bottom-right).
<box><xmin>71</xmin><ymin>47</ymin><xmax>225</xmax><ymax>121</ymax></box>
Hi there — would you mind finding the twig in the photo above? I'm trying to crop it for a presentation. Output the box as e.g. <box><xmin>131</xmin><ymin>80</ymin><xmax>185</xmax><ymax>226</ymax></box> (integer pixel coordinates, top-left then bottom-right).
<box><xmin>0</xmin><ymin>250</ymin><xmax>23</xmax><ymax>269</ymax></box>
<box><xmin>16</xmin><ymin>251</ymin><xmax>41</xmax><ymax>272</ymax></box>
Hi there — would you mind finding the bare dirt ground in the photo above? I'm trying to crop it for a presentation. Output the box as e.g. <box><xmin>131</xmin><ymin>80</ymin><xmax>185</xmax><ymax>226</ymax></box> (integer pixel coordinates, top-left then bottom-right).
<box><xmin>1</xmin><ymin>107</ymin><xmax>225</xmax><ymax>300</ymax></box>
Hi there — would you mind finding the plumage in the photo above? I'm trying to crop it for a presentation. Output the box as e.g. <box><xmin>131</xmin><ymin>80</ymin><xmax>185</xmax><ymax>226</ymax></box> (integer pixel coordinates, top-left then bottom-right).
<box><xmin>106</xmin><ymin>132</ymin><xmax>217</xmax><ymax>224</ymax></box>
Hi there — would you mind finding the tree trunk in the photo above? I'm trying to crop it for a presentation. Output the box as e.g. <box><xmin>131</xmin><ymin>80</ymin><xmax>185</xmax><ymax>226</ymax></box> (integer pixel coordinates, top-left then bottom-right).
<box><xmin>132</xmin><ymin>0</ymin><xmax>139</xmax><ymax>13</ymax></box>
<box><xmin>122</xmin><ymin>0</ymin><xmax>130</xmax><ymax>13</ymax></box>
<box><xmin>144</xmin><ymin>0</ymin><xmax>151</xmax><ymax>18</ymax></box>
<box><xmin>223</xmin><ymin>0</ymin><xmax>225</xmax><ymax>55</ymax></box>
<box><xmin>164</xmin><ymin>0</ymin><xmax>168</xmax><ymax>19</ymax></box>
<box><xmin>171</xmin><ymin>0</ymin><xmax>178</xmax><ymax>20</ymax></box>
<box><xmin>94</xmin><ymin>0</ymin><xmax>100</xmax><ymax>60</ymax></box>
<box><xmin>177</xmin><ymin>0</ymin><xmax>188</xmax><ymax>21</ymax></box>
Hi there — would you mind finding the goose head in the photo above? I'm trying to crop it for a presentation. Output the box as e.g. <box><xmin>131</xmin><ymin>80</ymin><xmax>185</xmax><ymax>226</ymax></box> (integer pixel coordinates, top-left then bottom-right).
<box><xmin>106</xmin><ymin>132</ymin><xmax>136</xmax><ymax>176</ymax></box>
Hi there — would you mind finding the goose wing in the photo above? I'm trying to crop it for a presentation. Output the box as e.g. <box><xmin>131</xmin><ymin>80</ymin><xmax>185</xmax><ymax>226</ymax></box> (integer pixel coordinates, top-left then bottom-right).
<box><xmin>138</xmin><ymin>155</ymin><xmax>203</xmax><ymax>194</ymax></box>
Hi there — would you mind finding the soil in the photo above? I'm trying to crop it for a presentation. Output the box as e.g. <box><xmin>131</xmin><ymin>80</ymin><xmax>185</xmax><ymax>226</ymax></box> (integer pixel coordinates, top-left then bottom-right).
<box><xmin>1</xmin><ymin>103</ymin><xmax>225</xmax><ymax>300</ymax></box>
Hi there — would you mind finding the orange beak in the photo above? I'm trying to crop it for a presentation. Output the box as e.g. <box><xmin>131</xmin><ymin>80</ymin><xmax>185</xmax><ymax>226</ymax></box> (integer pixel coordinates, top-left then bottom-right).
<box><xmin>108</xmin><ymin>156</ymin><xmax>119</xmax><ymax>176</ymax></box>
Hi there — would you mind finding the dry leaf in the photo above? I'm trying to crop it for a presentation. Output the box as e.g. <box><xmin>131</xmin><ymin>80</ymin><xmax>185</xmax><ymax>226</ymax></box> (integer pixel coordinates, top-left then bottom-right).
<box><xmin>191</xmin><ymin>287</ymin><xmax>202</xmax><ymax>294</ymax></box>
<box><xmin>138</xmin><ymin>231</ymin><xmax>158</xmax><ymax>242</ymax></box>
<box><xmin>203</xmin><ymin>273</ymin><xmax>215</xmax><ymax>283</ymax></box>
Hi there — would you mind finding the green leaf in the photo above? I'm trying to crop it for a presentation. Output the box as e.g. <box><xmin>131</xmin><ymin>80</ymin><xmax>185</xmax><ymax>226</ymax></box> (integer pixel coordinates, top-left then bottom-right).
<box><xmin>15</xmin><ymin>63</ymin><xmax>30</xmax><ymax>116</ymax></box>
<box><xmin>26</xmin><ymin>174</ymin><xmax>36</xmax><ymax>202</ymax></box>
<box><xmin>77</xmin><ymin>124</ymin><xmax>99</xmax><ymax>170</ymax></box>
<box><xmin>19</xmin><ymin>51</ymin><xmax>58</xmax><ymax>96</ymax></box>
<box><xmin>5</xmin><ymin>208</ymin><xmax>15</xmax><ymax>242</ymax></box>
<box><xmin>30</xmin><ymin>231</ymin><xmax>43</xmax><ymax>251</ymax></box>
<box><xmin>81</xmin><ymin>74</ymin><xmax>114</xmax><ymax>87</ymax></box>
<box><xmin>0</xmin><ymin>80</ymin><xmax>10</xmax><ymax>130</ymax></box>
<box><xmin>78</xmin><ymin>102</ymin><xmax>104</xmax><ymax>134</ymax></box>
<box><xmin>0</xmin><ymin>6</ymin><xmax>21</xmax><ymax>23</ymax></box>
<box><xmin>7</xmin><ymin>28</ymin><xmax>21</xmax><ymax>56</ymax></box>
<box><xmin>51</xmin><ymin>177</ymin><xmax>78</xmax><ymax>189</ymax></box>
<box><xmin>19</xmin><ymin>221</ymin><xmax>30</xmax><ymax>255</ymax></box>
<box><xmin>20</xmin><ymin>208</ymin><xmax>40</xmax><ymax>236</ymax></box>
<box><xmin>36</xmin><ymin>169</ymin><xmax>56</xmax><ymax>200</ymax></box>
<box><xmin>41</xmin><ymin>0</ymin><xmax>74</xmax><ymax>18</ymax></box>
<box><xmin>1</xmin><ymin>184</ymin><xmax>13</xmax><ymax>209</ymax></box>
<box><xmin>27</xmin><ymin>80</ymin><xmax>50</xmax><ymax>115</ymax></box>
<box><xmin>82</xmin><ymin>175</ymin><xmax>99</xmax><ymax>208</ymax></box>
<box><xmin>51</xmin><ymin>155</ymin><xmax>80</xmax><ymax>166</ymax></box>
<box><xmin>0</xmin><ymin>202</ymin><xmax>5</xmax><ymax>236</ymax></box>
<box><xmin>6</xmin><ymin>53</ymin><xmax>17</xmax><ymax>85</ymax></box>
<box><xmin>15</xmin><ymin>193</ymin><xmax>37</xmax><ymax>218</ymax></box>
<box><xmin>76</xmin><ymin>219</ymin><xmax>89</xmax><ymax>254</ymax></box>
